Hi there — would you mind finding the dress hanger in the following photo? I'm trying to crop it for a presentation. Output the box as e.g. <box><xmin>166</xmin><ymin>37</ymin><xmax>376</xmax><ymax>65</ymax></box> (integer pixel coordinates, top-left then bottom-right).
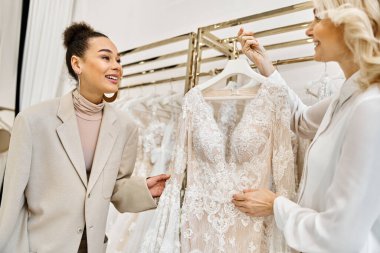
<box><xmin>197</xmin><ymin>40</ymin><xmax>266</xmax><ymax>100</ymax></box>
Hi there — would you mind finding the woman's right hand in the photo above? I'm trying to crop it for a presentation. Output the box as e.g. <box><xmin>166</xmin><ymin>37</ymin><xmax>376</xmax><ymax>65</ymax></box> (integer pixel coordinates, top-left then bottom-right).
<box><xmin>237</xmin><ymin>28</ymin><xmax>275</xmax><ymax>77</ymax></box>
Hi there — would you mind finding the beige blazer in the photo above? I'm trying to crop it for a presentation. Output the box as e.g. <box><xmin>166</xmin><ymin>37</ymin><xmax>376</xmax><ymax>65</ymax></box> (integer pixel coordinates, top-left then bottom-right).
<box><xmin>0</xmin><ymin>91</ymin><xmax>156</xmax><ymax>253</ymax></box>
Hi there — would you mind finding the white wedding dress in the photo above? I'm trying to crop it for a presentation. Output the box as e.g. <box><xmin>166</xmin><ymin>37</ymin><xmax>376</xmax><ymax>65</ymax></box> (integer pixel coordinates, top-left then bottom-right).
<box><xmin>140</xmin><ymin>81</ymin><xmax>297</xmax><ymax>253</ymax></box>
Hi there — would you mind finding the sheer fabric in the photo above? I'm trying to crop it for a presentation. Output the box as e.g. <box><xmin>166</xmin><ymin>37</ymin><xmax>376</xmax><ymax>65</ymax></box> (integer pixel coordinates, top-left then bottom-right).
<box><xmin>106</xmin><ymin>100</ymin><xmax>178</xmax><ymax>253</ymax></box>
<box><xmin>141</xmin><ymin>81</ymin><xmax>296</xmax><ymax>253</ymax></box>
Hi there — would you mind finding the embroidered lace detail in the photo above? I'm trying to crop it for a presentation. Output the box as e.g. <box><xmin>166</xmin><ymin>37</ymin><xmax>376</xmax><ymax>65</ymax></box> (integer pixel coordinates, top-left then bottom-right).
<box><xmin>140</xmin><ymin>81</ymin><xmax>296</xmax><ymax>253</ymax></box>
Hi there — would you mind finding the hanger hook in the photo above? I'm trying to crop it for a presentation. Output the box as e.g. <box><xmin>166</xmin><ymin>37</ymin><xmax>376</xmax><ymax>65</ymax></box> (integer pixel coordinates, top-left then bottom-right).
<box><xmin>232</xmin><ymin>39</ymin><xmax>240</xmax><ymax>59</ymax></box>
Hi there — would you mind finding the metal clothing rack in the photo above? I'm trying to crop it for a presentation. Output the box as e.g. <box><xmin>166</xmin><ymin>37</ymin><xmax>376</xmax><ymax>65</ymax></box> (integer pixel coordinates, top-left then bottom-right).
<box><xmin>119</xmin><ymin>32</ymin><xmax>197</xmax><ymax>94</ymax></box>
<box><xmin>190</xmin><ymin>1</ymin><xmax>315</xmax><ymax>90</ymax></box>
<box><xmin>117</xmin><ymin>2</ymin><xmax>315</xmax><ymax>94</ymax></box>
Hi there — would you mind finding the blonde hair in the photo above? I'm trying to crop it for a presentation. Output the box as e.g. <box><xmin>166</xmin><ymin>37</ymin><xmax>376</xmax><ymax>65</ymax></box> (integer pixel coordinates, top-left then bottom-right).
<box><xmin>313</xmin><ymin>0</ymin><xmax>380</xmax><ymax>89</ymax></box>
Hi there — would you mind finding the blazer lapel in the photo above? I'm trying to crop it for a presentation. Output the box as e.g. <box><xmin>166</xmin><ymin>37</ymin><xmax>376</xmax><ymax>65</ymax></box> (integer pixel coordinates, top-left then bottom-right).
<box><xmin>56</xmin><ymin>92</ymin><xmax>88</xmax><ymax>188</ymax></box>
<box><xmin>87</xmin><ymin>104</ymin><xmax>119</xmax><ymax>193</ymax></box>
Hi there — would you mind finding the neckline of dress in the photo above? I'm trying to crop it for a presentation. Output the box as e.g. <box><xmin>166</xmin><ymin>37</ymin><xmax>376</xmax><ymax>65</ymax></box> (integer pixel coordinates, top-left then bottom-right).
<box><xmin>192</xmin><ymin>84</ymin><xmax>266</xmax><ymax>140</ymax></box>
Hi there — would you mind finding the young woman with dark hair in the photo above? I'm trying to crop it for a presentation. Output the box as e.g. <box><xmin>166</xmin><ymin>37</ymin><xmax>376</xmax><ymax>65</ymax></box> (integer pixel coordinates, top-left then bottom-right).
<box><xmin>0</xmin><ymin>22</ymin><xmax>170</xmax><ymax>253</ymax></box>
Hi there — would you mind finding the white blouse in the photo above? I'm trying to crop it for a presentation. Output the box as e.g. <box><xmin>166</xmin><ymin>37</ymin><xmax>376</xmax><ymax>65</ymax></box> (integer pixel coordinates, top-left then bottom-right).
<box><xmin>270</xmin><ymin>71</ymin><xmax>380</xmax><ymax>253</ymax></box>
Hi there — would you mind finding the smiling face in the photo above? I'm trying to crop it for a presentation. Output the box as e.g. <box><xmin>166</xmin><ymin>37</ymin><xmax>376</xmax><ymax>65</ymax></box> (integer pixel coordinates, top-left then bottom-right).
<box><xmin>306</xmin><ymin>9</ymin><xmax>351</xmax><ymax>63</ymax></box>
<box><xmin>72</xmin><ymin>37</ymin><xmax>122</xmax><ymax>103</ymax></box>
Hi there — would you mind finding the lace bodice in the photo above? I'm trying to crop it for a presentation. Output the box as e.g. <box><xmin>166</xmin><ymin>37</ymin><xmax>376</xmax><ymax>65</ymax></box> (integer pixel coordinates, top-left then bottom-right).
<box><xmin>141</xmin><ymin>81</ymin><xmax>296</xmax><ymax>253</ymax></box>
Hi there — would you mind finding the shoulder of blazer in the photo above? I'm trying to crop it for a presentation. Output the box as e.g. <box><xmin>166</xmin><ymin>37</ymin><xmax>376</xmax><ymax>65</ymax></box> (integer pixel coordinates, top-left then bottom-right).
<box><xmin>109</xmin><ymin>105</ymin><xmax>138</xmax><ymax>132</ymax></box>
<box><xmin>17</xmin><ymin>96</ymin><xmax>61</xmax><ymax>124</ymax></box>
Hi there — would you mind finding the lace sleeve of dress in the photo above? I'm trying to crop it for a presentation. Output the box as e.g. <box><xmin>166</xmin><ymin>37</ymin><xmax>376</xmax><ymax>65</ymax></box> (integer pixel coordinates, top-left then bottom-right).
<box><xmin>269</xmin><ymin>85</ymin><xmax>297</xmax><ymax>253</ymax></box>
<box><xmin>268</xmin><ymin>71</ymin><xmax>323</xmax><ymax>139</ymax></box>
<box><xmin>139</xmin><ymin>95</ymin><xmax>192</xmax><ymax>253</ymax></box>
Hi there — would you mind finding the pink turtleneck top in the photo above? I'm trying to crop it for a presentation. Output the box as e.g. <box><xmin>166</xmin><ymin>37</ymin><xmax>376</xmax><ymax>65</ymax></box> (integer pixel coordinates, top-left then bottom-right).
<box><xmin>72</xmin><ymin>89</ymin><xmax>104</xmax><ymax>178</ymax></box>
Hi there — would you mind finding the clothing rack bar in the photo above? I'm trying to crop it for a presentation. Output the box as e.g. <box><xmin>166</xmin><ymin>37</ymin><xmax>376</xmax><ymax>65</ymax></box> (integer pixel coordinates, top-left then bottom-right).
<box><xmin>184</xmin><ymin>33</ymin><xmax>197</xmax><ymax>92</ymax></box>
<box><xmin>195</xmin><ymin>38</ymin><xmax>312</xmax><ymax>67</ymax></box>
<box><xmin>272</xmin><ymin>55</ymin><xmax>314</xmax><ymax>66</ymax></box>
<box><xmin>198</xmin><ymin>55</ymin><xmax>314</xmax><ymax>76</ymax></box>
<box><xmin>219</xmin><ymin>22</ymin><xmax>311</xmax><ymax>43</ymax></box>
<box><xmin>122</xmin><ymin>62</ymin><xmax>188</xmax><ymax>79</ymax></box>
<box><xmin>120</xmin><ymin>73</ymin><xmax>213</xmax><ymax>90</ymax></box>
<box><xmin>265</xmin><ymin>38</ymin><xmax>312</xmax><ymax>50</ymax></box>
<box><xmin>202</xmin><ymin>32</ymin><xmax>235</xmax><ymax>58</ymax></box>
<box><xmin>200</xmin><ymin>2</ymin><xmax>313</xmax><ymax>32</ymax></box>
<box><xmin>120</xmin><ymin>76</ymin><xmax>186</xmax><ymax>89</ymax></box>
<box><xmin>122</xmin><ymin>49</ymin><xmax>189</xmax><ymax>68</ymax></box>
<box><xmin>119</xmin><ymin>33</ymin><xmax>192</xmax><ymax>56</ymax></box>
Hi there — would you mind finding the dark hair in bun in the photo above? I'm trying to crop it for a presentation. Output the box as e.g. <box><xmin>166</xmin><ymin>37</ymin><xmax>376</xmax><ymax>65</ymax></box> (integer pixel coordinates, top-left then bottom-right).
<box><xmin>63</xmin><ymin>22</ymin><xmax>108</xmax><ymax>80</ymax></box>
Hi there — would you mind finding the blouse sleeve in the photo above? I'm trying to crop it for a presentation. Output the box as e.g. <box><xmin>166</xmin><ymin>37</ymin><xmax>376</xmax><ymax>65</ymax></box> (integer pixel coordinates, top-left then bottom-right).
<box><xmin>139</xmin><ymin>95</ymin><xmax>191</xmax><ymax>253</ymax></box>
<box><xmin>273</xmin><ymin>97</ymin><xmax>380</xmax><ymax>252</ymax></box>
<box><xmin>268</xmin><ymin>71</ymin><xmax>332</xmax><ymax>139</ymax></box>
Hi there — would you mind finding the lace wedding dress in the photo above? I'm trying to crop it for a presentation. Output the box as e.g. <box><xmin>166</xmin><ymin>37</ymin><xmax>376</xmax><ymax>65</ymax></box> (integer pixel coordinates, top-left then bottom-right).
<box><xmin>140</xmin><ymin>81</ymin><xmax>297</xmax><ymax>253</ymax></box>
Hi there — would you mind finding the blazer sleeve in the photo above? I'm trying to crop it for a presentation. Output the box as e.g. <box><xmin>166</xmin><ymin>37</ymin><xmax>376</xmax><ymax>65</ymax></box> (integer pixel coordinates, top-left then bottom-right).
<box><xmin>273</xmin><ymin>97</ymin><xmax>380</xmax><ymax>252</ymax></box>
<box><xmin>111</xmin><ymin>125</ymin><xmax>156</xmax><ymax>213</ymax></box>
<box><xmin>268</xmin><ymin>70</ymin><xmax>331</xmax><ymax>139</ymax></box>
<box><xmin>0</xmin><ymin>113</ymin><xmax>31</xmax><ymax>252</ymax></box>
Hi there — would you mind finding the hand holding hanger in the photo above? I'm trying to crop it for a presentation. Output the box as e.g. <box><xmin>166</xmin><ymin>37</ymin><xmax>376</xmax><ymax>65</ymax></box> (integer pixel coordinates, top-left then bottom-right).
<box><xmin>237</xmin><ymin>28</ymin><xmax>275</xmax><ymax>77</ymax></box>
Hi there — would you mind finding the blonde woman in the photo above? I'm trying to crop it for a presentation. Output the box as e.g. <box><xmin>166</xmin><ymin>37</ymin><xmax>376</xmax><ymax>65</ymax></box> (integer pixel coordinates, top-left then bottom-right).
<box><xmin>233</xmin><ymin>0</ymin><xmax>380</xmax><ymax>252</ymax></box>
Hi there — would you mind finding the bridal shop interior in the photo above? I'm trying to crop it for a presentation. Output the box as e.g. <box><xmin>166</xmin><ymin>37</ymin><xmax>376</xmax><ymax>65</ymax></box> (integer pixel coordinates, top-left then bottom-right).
<box><xmin>1</xmin><ymin>0</ymin><xmax>350</xmax><ymax>252</ymax></box>
<box><xmin>0</xmin><ymin>0</ymin><xmax>343</xmax><ymax>129</ymax></box>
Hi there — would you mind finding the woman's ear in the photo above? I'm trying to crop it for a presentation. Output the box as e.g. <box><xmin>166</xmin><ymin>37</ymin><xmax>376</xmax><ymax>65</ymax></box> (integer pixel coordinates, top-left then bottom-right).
<box><xmin>71</xmin><ymin>55</ymin><xmax>82</xmax><ymax>75</ymax></box>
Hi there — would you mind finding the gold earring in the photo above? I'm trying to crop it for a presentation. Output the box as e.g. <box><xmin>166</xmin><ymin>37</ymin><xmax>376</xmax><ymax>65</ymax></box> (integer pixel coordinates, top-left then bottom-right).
<box><xmin>103</xmin><ymin>91</ymin><xmax>118</xmax><ymax>102</ymax></box>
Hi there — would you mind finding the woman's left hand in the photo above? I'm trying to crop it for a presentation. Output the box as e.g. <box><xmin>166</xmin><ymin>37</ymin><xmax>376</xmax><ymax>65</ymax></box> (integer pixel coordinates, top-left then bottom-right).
<box><xmin>146</xmin><ymin>174</ymin><xmax>171</xmax><ymax>198</ymax></box>
<box><xmin>232</xmin><ymin>189</ymin><xmax>277</xmax><ymax>217</ymax></box>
